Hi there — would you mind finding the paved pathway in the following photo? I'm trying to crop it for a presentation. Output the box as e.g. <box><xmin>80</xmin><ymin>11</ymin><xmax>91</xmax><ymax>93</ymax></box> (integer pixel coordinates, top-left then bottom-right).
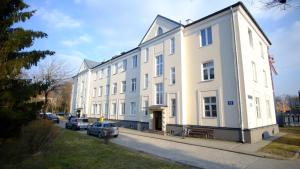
<box><xmin>57</xmin><ymin>121</ymin><xmax>300</xmax><ymax>169</ymax></box>
<box><xmin>112</xmin><ymin>132</ymin><xmax>300</xmax><ymax>169</ymax></box>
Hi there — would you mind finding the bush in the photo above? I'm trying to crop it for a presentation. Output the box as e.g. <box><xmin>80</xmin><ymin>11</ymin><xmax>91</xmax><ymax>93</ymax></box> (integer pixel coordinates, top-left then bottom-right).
<box><xmin>19</xmin><ymin>120</ymin><xmax>60</xmax><ymax>154</ymax></box>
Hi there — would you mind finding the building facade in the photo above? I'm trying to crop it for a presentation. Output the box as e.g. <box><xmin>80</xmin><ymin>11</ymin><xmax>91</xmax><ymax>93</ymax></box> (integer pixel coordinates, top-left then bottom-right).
<box><xmin>70</xmin><ymin>2</ymin><xmax>278</xmax><ymax>143</ymax></box>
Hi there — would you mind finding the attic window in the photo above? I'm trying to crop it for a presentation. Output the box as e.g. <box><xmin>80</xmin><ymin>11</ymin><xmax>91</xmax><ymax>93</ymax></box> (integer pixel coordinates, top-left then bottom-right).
<box><xmin>157</xmin><ymin>27</ymin><xmax>163</xmax><ymax>36</ymax></box>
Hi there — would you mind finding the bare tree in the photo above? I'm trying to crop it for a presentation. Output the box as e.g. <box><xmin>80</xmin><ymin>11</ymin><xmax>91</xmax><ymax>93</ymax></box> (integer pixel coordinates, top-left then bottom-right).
<box><xmin>250</xmin><ymin>0</ymin><xmax>299</xmax><ymax>10</ymax></box>
<box><xmin>32</xmin><ymin>59</ymin><xmax>73</xmax><ymax>112</ymax></box>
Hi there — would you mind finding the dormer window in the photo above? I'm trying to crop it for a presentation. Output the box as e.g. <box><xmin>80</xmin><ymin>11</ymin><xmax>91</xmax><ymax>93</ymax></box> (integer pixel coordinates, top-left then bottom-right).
<box><xmin>157</xmin><ymin>27</ymin><xmax>163</xmax><ymax>36</ymax></box>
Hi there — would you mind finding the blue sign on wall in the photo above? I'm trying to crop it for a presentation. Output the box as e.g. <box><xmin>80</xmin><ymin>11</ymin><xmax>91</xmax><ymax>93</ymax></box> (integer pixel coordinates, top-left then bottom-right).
<box><xmin>228</xmin><ymin>101</ymin><xmax>234</xmax><ymax>105</ymax></box>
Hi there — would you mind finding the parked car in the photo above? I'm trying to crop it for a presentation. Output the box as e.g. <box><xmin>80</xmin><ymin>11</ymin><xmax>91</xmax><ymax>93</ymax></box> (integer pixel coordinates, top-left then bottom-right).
<box><xmin>87</xmin><ymin>121</ymin><xmax>119</xmax><ymax>138</ymax></box>
<box><xmin>46</xmin><ymin>113</ymin><xmax>60</xmax><ymax>123</ymax></box>
<box><xmin>65</xmin><ymin>118</ymin><xmax>89</xmax><ymax>130</ymax></box>
<box><xmin>57</xmin><ymin>112</ymin><xmax>65</xmax><ymax>116</ymax></box>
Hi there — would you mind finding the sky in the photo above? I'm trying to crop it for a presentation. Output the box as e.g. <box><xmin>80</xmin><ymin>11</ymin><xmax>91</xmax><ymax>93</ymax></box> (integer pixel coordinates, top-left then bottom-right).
<box><xmin>20</xmin><ymin>0</ymin><xmax>300</xmax><ymax>96</ymax></box>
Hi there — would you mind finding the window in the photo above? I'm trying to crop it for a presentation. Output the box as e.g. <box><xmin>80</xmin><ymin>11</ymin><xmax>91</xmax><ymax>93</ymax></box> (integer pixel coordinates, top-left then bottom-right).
<box><xmin>156</xmin><ymin>83</ymin><xmax>164</xmax><ymax>105</ymax></box>
<box><xmin>255</xmin><ymin>97</ymin><xmax>261</xmax><ymax>118</ymax></box>
<box><xmin>130</xmin><ymin>102</ymin><xmax>136</xmax><ymax>115</ymax></box>
<box><xmin>104</xmin><ymin>103</ymin><xmax>108</xmax><ymax>115</ymax></box>
<box><xmin>144</xmin><ymin>74</ymin><xmax>148</xmax><ymax>89</ymax></box>
<box><xmin>112</xmin><ymin>83</ymin><xmax>117</xmax><ymax>95</ymax></box>
<box><xmin>202</xmin><ymin>61</ymin><xmax>214</xmax><ymax>81</ymax></box>
<box><xmin>156</xmin><ymin>55</ymin><xmax>163</xmax><ymax>76</ymax></box>
<box><xmin>98</xmin><ymin>86</ymin><xmax>102</xmax><ymax>96</ymax></box>
<box><xmin>170</xmin><ymin>67</ymin><xmax>175</xmax><ymax>84</ymax></box>
<box><xmin>157</xmin><ymin>27</ymin><xmax>163</xmax><ymax>36</ymax></box>
<box><xmin>171</xmin><ymin>98</ymin><xmax>176</xmax><ymax>117</ymax></box>
<box><xmin>100</xmin><ymin>69</ymin><xmax>104</xmax><ymax>79</ymax></box>
<box><xmin>121</xmin><ymin>81</ymin><xmax>126</xmax><ymax>93</ymax></box>
<box><xmin>170</xmin><ymin>37</ymin><xmax>175</xmax><ymax>54</ymax></box>
<box><xmin>204</xmin><ymin>97</ymin><xmax>217</xmax><ymax>117</ymax></box>
<box><xmin>144</xmin><ymin>100</ymin><xmax>149</xmax><ymax>116</ymax></box>
<box><xmin>248</xmin><ymin>28</ymin><xmax>253</xmax><ymax>47</ymax></box>
<box><xmin>263</xmin><ymin>70</ymin><xmax>268</xmax><ymax>87</ymax></box>
<box><xmin>132</xmin><ymin>55</ymin><xmax>137</xmax><ymax>68</ymax></box>
<box><xmin>105</xmin><ymin>85</ymin><xmax>110</xmax><ymax>96</ymax></box>
<box><xmin>93</xmin><ymin>104</ymin><xmax>97</xmax><ymax>115</ymax></box>
<box><xmin>93</xmin><ymin>88</ymin><xmax>96</xmax><ymax>97</ymax></box>
<box><xmin>111</xmin><ymin>103</ymin><xmax>116</xmax><ymax>115</ymax></box>
<box><xmin>145</xmin><ymin>48</ymin><xmax>149</xmax><ymax>63</ymax></box>
<box><xmin>98</xmin><ymin>104</ymin><xmax>102</xmax><ymax>115</ymax></box>
<box><xmin>266</xmin><ymin>100</ymin><xmax>271</xmax><ymax>118</ymax></box>
<box><xmin>200</xmin><ymin>26</ymin><xmax>212</xmax><ymax>47</ymax></box>
<box><xmin>112</xmin><ymin>63</ymin><xmax>118</xmax><ymax>75</ymax></box>
<box><xmin>260</xmin><ymin>42</ymin><xmax>264</xmax><ymax>58</ymax></box>
<box><xmin>107</xmin><ymin>66</ymin><xmax>111</xmax><ymax>77</ymax></box>
<box><xmin>252</xmin><ymin>62</ymin><xmax>257</xmax><ymax>82</ymax></box>
<box><xmin>119</xmin><ymin>102</ymin><xmax>125</xmax><ymax>115</ymax></box>
<box><xmin>121</xmin><ymin>59</ymin><xmax>127</xmax><ymax>71</ymax></box>
<box><xmin>131</xmin><ymin>78</ymin><xmax>136</xmax><ymax>91</ymax></box>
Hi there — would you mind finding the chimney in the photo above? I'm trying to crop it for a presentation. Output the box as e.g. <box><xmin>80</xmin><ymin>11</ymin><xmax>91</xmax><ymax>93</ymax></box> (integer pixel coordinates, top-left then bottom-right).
<box><xmin>185</xmin><ymin>19</ymin><xmax>192</xmax><ymax>24</ymax></box>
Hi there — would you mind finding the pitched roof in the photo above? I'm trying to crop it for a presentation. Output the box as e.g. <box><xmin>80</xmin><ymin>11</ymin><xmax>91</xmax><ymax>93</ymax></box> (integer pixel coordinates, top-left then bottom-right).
<box><xmin>139</xmin><ymin>14</ymin><xmax>182</xmax><ymax>45</ymax></box>
<box><xmin>84</xmin><ymin>59</ymin><xmax>100</xmax><ymax>69</ymax></box>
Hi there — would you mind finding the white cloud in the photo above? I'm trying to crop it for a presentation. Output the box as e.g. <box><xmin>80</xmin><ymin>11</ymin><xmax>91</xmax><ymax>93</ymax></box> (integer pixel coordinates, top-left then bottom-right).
<box><xmin>61</xmin><ymin>34</ymin><xmax>92</xmax><ymax>47</ymax></box>
<box><xmin>37</xmin><ymin>8</ymin><xmax>81</xmax><ymax>29</ymax></box>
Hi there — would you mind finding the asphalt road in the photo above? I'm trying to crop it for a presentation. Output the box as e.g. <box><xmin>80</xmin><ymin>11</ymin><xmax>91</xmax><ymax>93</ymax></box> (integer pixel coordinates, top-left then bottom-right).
<box><xmin>57</xmin><ymin>121</ymin><xmax>300</xmax><ymax>169</ymax></box>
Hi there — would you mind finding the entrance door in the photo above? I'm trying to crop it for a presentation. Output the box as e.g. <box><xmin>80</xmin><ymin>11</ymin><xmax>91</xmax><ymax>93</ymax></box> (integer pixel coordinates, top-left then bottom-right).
<box><xmin>154</xmin><ymin>111</ymin><xmax>162</xmax><ymax>130</ymax></box>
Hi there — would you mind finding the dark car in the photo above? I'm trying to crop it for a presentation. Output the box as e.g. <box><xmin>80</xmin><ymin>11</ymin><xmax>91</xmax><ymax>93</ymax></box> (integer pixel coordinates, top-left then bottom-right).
<box><xmin>65</xmin><ymin>118</ymin><xmax>89</xmax><ymax>130</ymax></box>
<box><xmin>87</xmin><ymin>121</ymin><xmax>119</xmax><ymax>138</ymax></box>
<box><xmin>46</xmin><ymin>113</ymin><xmax>59</xmax><ymax>123</ymax></box>
<box><xmin>57</xmin><ymin>112</ymin><xmax>65</xmax><ymax>116</ymax></box>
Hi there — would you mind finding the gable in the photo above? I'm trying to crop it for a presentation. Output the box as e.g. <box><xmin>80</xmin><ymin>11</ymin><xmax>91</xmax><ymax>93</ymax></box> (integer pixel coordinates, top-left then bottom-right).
<box><xmin>79</xmin><ymin>61</ymin><xmax>87</xmax><ymax>72</ymax></box>
<box><xmin>140</xmin><ymin>15</ymin><xmax>181</xmax><ymax>44</ymax></box>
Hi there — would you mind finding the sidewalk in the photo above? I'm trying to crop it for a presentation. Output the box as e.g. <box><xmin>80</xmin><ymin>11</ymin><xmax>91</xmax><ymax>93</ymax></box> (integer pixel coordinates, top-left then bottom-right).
<box><xmin>119</xmin><ymin>127</ymin><xmax>285</xmax><ymax>158</ymax></box>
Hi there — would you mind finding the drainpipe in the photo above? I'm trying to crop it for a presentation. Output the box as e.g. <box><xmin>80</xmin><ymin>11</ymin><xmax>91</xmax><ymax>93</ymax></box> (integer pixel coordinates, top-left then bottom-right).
<box><xmin>231</xmin><ymin>7</ymin><xmax>245</xmax><ymax>143</ymax></box>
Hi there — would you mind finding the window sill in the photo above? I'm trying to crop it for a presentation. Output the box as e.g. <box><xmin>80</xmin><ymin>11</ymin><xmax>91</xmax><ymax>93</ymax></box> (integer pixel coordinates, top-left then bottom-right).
<box><xmin>169</xmin><ymin>83</ymin><xmax>176</xmax><ymax>86</ymax></box>
<box><xmin>199</xmin><ymin>79</ymin><xmax>214</xmax><ymax>83</ymax></box>
<box><xmin>153</xmin><ymin>75</ymin><xmax>163</xmax><ymax>78</ymax></box>
<box><xmin>202</xmin><ymin>116</ymin><xmax>217</xmax><ymax>119</ymax></box>
<box><xmin>199</xmin><ymin>43</ymin><xmax>212</xmax><ymax>48</ymax></box>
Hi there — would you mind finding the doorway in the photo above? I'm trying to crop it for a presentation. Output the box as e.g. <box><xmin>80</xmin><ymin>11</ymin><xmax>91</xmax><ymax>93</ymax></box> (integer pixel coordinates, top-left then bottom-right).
<box><xmin>153</xmin><ymin>111</ymin><xmax>162</xmax><ymax>131</ymax></box>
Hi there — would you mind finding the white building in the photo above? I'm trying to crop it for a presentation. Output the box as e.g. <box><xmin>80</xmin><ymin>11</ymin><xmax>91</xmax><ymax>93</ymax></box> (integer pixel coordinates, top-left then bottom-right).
<box><xmin>70</xmin><ymin>2</ymin><xmax>278</xmax><ymax>143</ymax></box>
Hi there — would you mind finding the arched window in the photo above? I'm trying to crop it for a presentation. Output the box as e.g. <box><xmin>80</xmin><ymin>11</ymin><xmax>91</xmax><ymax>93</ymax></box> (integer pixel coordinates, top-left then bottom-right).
<box><xmin>157</xmin><ymin>27</ymin><xmax>163</xmax><ymax>36</ymax></box>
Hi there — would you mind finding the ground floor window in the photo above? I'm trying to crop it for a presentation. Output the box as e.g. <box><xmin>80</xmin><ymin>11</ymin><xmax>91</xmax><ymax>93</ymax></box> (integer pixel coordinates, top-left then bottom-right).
<box><xmin>130</xmin><ymin>102</ymin><xmax>136</xmax><ymax>115</ymax></box>
<box><xmin>144</xmin><ymin>100</ymin><xmax>149</xmax><ymax>116</ymax></box>
<box><xmin>119</xmin><ymin>102</ymin><xmax>125</xmax><ymax>115</ymax></box>
<box><xmin>204</xmin><ymin>96</ymin><xmax>217</xmax><ymax>117</ymax></box>
<box><xmin>171</xmin><ymin>98</ymin><xmax>176</xmax><ymax>117</ymax></box>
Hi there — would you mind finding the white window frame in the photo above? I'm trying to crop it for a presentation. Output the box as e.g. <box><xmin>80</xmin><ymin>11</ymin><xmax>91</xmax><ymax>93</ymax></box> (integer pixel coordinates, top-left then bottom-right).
<box><xmin>200</xmin><ymin>26</ymin><xmax>212</xmax><ymax>47</ymax></box>
<box><xmin>170</xmin><ymin>67</ymin><xmax>175</xmax><ymax>84</ymax></box>
<box><xmin>112</xmin><ymin>83</ymin><xmax>117</xmax><ymax>95</ymax></box>
<box><xmin>130</xmin><ymin>102</ymin><xmax>136</xmax><ymax>115</ymax></box>
<box><xmin>132</xmin><ymin>55</ymin><xmax>137</xmax><ymax>68</ymax></box>
<box><xmin>156</xmin><ymin>83</ymin><xmax>164</xmax><ymax>105</ymax></box>
<box><xmin>121</xmin><ymin>81</ymin><xmax>126</xmax><ymax>93</ymax></box>
<box><xmin>98</xmin><ymin>86</ymin><xmax>102</xmax><ymax>97</ymax></box>
<box><xmin>171</xmin><ymin>98</ymin><xmax>176</xmax><ymax>117</ymax></box>
<box><xmin>260</xmin><ymin>42</ymin><xmax>264</xmax><ymax>58</ymax></box>
<box><xmin>255</xmin><ymin>97</ymin><xmax>261</xmax><ymax>118</ymax></box>
<box><xmin>111</xmin><ymin>103</ymin><xmax>116</xmax><ymax>115</ymax></box>
<box><xmin>202</xmin><ymin>61</ymin><xmax>214</xmax><ymax>81</ymax></box>
<box><xmin>156</xmin><ymin>55</ymin><xmax>163</xmax><ymax>76</ymax></box>
<box><xmin>252</xmin><ymin>62</ymin><xmax>257</xmax><ymax>82</ymax></box>
<box><xmin>144</xmin><ymin>100</ymin><xmax>149</xmax><ymax>116</ymax></box>
<box><xmin>204</xmin><ymin>96</ymin><xmax>217</xmax><ymax>117</ymax></box>
<box><xmin>98</xmin><ymin>103</ymin><xmax>102</xmax><ymax>115</ymax></box>
<box><xmin>248</xmin><ymin>28</ymin><xmax>253</xmax><ymax>47</ymax></box>
<box><xmin>131</xmin><ymin>78</ymin><xmax>136</xmax><ymax>91</ymax></box>
<box><xmin>263</xmin><ymin>70</ymin><xmax>268</xmax><ymax>87</ymax></box>
<box><xmin>119</xmin><ymin>102</ymin><xmax>125</xmax><ymax>115</ymax></box>
<box><xmin>104</xmin><ymin>103</ymin><xmax>108</xmax><ymax>115</ymax></box>
<box><xmin>170</xmin><ymin>37</ymin><xmax>175</xmax><ymax>54</ymax></box>
<box><xmin>144</xmin><ymin>74</ymin><xmax>148</xmax><ymax>89</ymax></box>
<box><xmin>145</xmin><ymin>48</ymin><xmax>149</xmax><ymax>63</ymax></box>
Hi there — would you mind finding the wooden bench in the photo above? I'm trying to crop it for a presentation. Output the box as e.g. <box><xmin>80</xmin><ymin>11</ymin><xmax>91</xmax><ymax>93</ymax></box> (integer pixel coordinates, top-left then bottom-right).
<box><xmin>187</xmin><ymin>128</ymin><xmax>214</xmax><ymax>139</ymax></box>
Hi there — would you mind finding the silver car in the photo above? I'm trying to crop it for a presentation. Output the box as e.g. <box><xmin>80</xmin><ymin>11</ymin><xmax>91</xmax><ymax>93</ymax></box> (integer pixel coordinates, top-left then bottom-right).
<box><xmin>87</xmin><ymin>121</ymin><xmax>119</xmax><ymax>138</ymax></box>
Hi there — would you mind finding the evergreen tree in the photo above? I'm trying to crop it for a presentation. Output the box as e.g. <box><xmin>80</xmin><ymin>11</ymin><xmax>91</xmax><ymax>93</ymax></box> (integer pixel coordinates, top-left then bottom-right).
<box><xmin>0</xmin><ymin>0</ymin><xmax>54</xmax><ymax>138</ymax></box>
